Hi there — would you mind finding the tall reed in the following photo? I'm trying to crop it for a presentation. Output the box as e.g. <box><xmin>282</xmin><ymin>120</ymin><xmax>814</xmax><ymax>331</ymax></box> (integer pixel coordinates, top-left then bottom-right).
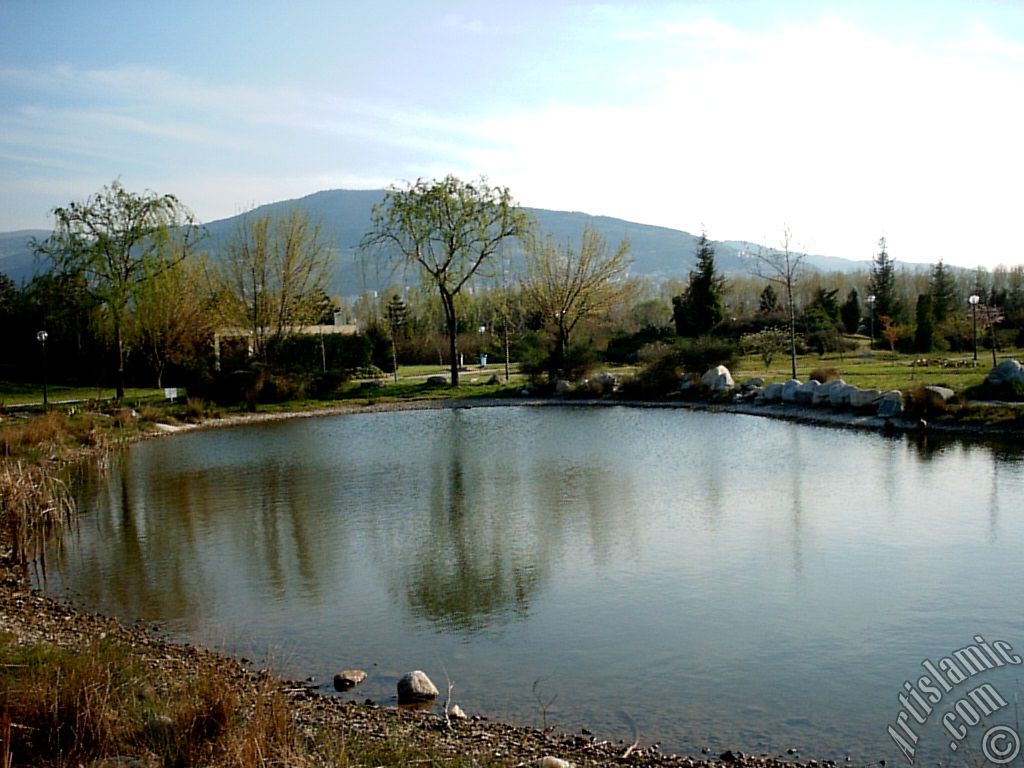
<box><xmin>0</xmin><ymin>461</ymin><xmax>75</xmax><ymax>568</ymax></box>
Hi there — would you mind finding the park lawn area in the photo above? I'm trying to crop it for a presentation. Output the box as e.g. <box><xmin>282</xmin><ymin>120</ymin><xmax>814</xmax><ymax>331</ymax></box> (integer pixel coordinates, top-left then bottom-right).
<box><xmin>731</xmin><ymin>343</ymin><xmax>1018</xmax><ymax>394</ymax></box>
<box><xmin>0</xmin><ymin>381</ymin><xmax>167</xmax><ymax>408</ymax></box>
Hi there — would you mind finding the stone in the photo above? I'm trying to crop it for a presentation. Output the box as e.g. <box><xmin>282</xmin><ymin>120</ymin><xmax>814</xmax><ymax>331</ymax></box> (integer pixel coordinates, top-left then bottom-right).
<box><xmin>486</xmin><ymin>374</ymin><xmax>502</xmax><ymax>385</ymax></box>
<box><xmin>701</xmin><ymin>365</ymin><xmax>734</xmax><ymax>391</ymax></box>
<box><xmin>426</xmin><ymin>375</ymin><xmax>449</xmax><ymax>386</ymax></box>
<box><xmin>448</xmin><ymin>703</ymin><xmax>468</xmax><ymax>720</ymax></box>
<box><xmin>761</xmin><ymin>383</ymin><xmax>784</xmax><ymax>402</ymax></box>
<box><xmin>538</xmin><ymin>758</ymin><xmax>574</xmax><ymax>768</ymax></box>
<box><xmin>920</xmin><ymin>385</ymin><xmax>955</xmax><ymax>409</ymax></box>
<box><xmin>553</xmin><ymin>378</ymin><xmax>571</xmax><ymax>395</ymax></box>
<box><xmin>812</xmin><ymin>379</ymin><xmax>844</xmax><ymax>406</ymax></box>
<box><xmin>781</xmin><ymin>379</ymin><xmax>802</xmax><ymax>402</ymax></box>
<box><xmin>795</xmin><ymin>379</ymin><xmax>819</xmax><ymax>404</ymax></box>
<box><xmin>987</xmin><ymin>359</ymin><xmax>1024</xmax><ymax>386</ymax></box>
<box><xmin>877</xmin><ymin>390</ymin><xmax>903</xmax><ymax>417</ymax></box>
<box><xmin>397</xmin><ymin>670</ymin><xmax>439</xmax><ymax>704</ymax></box>
<box><xmin>333</xmin><ymin>669</ymin><xmax>367</xmax><ymax>691</ymax></box>
<box><xmin>830</xmin><ymin>382</ymin><xmax>856</xmax><ymax>407</ymax></box>
<box><xmin>585</xmin><ymin>371</ymin><xmax>617</xmax><ymax>395</ymax></box>
<box><xmin>849</xmin><ymin>388</ymin><xmax>882</xmax><ymax>410</ymax></box>
<box><xmin>742</xmin><ymin>377</ymin><xmax>764</xmax><ymax>392</ymax></box>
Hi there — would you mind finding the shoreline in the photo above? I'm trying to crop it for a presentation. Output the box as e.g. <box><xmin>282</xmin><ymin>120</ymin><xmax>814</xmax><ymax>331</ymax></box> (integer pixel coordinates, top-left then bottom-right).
<box><xmin>4</xmin><ymin>394</ymin><xmax>1019</xmax><ymax>766</ymax></box>
<box><xmin>146</xmin><ymin>392</ymin><xmax>1023</xmax><ymax>443</ymax></box>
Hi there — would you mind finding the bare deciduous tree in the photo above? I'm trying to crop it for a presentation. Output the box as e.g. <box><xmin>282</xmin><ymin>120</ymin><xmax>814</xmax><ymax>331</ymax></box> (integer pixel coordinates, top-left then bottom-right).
<box><xmin>214</xmin><ymin>209</ymin><xmax>334</xmax><ymax>359</ymax></box>
<box><xmin>751</xmin><ymin>227</ymin><xmax>805</xmax><ymax>379</ymax></box>
<box><xmin>523</xmin><ymin>226</ymin><xmax>633</xmax><ymax>376</ymax></box>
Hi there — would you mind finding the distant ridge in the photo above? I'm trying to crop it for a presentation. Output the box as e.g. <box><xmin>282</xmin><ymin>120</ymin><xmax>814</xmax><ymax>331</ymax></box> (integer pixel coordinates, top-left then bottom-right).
<box><xmin>2</xmin><ymin>189</ymin><xmax>877</xmax><ymax>293</ymax></box>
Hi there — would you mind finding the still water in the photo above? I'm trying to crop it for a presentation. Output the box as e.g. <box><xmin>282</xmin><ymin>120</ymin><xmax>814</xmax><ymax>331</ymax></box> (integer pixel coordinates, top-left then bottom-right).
<box><xmin>41</xmin><ymin>406</ymin><xmax>1024</xmax><ymax>762</ymax></box>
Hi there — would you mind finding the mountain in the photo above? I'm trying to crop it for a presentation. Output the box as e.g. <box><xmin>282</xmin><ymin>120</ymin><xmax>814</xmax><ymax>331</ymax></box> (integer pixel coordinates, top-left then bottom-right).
<box><xmin>2</xmin><ymin>190</ymin><xmax>874</xmax><ymax>293</ymax></box>
<box><xmin>0</xmin><ymin>230</ymin><xmax>50</xmax><ymax>285</ymax></box>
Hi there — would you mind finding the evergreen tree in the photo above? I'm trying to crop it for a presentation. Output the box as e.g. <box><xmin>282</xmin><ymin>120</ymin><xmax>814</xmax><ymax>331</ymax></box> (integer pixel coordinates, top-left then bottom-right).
<box><xmin>840</xmin><ymin>288</ymin><xmax>861</xmax><ymax>334</ymax></box>
<box><xmin>868</xmin><ymin>237</ymin><xmax>901</xmax><ymax>321</ymax></box>
<box><xmin>811</xmin><ymin>287</ymin><xmax>841</xmax><ymax>324</ymax></box>
<box><xmin>759</xmin><ymin>283</ymin><xmax>779</xmax><ymax>314</ymax></box>
<box><xmin>930</xmin><ymin>259</ymin><xmax>957</xmax><ymax>324</ymax></box>
<box><xmin>672</xmin><ymin>232</ymin><xmax>725</xmax><ymax>336</ymax></box>
<box><xmin>914</xmin><ymin>293</ymin><xmax>934</xmax><ymax>353</ymax></box>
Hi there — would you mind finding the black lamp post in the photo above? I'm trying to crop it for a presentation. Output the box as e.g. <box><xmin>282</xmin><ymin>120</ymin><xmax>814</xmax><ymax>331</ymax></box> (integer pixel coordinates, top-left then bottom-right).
<box><xmin>36</xmin><ymin>330</ymin><xmax>48</xmax><ymax>409</ymax></box>
<box><xmin>866</xmin><ymin>294</ymin><xmax>876</xmax><ymax>346</ymax></box>
<box><xmin>969</xmin><ymin>294</ymin><xmax>980</xmax><ymax>363</ymax></box>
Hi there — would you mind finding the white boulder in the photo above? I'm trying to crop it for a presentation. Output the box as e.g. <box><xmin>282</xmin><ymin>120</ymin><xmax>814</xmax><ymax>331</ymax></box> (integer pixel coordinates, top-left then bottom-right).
<box><xmin>397</xmin><ymin>670</ymin><xmax>439</xmax><ymax>704</ymax></box>
<box><xmin>701</xmin><ymin>365</ymin><xmax>735</xmax><ymax>391</ymax></box>
<box><xmin>781</xmin><ymin>379</ymin><xmax>802</xmax><ymax>402</ymax></box>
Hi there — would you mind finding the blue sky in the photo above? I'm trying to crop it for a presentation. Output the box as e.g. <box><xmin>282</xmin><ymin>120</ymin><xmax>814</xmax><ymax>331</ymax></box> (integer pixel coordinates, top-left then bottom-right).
<box><xmin>2</xmin><ymin>1</ymin><xmax>1023</xmax><ymax>268</ymax></box>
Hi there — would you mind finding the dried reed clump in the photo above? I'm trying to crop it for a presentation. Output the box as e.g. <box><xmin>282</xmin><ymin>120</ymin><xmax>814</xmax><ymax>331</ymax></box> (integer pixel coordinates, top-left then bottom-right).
<box><xmin>0</xmin><ymin>410</ymin><xmax>106</xmax><ymax>459</ymax></box>
<box><xmin>0</xmin><ymin>635</ymin><xmax>319</xmax><ymax>768</ymax></box>
<box><xmin>0</xmin><ymin>461</ymin><xmax>75</xmax><ymax>567</ymax></box>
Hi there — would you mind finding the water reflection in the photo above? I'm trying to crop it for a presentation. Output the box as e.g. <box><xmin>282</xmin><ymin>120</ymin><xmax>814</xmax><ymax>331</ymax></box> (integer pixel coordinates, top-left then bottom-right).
<box><xmin>42</xmin><ymin>407</ymin><xmax>1024</xmax><ymax>763</ymax></box>
<box><xmin>401</xmin><ymin>411</ymin><xmax>542</xmax><ymax>631</ymax></box>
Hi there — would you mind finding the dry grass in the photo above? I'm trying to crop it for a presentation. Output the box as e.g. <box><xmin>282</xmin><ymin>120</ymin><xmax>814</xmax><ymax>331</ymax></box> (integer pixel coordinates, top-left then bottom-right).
<box><xmin>0</xmin><ymin>635</ymin><xmax>319</xmax><ymax>768</ymax></box>
<box><xmin>0</xmin><ymin>633</ymin><xmax>518</xmax><ymax>768</ymax></box>
<box><xmin>0</xmin><ymin>462</ymin><xmax>75</xmax><ymax>568</ymax></box>
<box><xmin>0</xmin><ymin>411</ymin><xmax>107</xmax><ymax>460</ymax></box>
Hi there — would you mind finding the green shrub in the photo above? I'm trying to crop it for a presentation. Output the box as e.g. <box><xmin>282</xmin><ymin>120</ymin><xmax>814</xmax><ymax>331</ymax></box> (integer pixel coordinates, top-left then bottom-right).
<box><xmin>674</xmin><ymin>335</ymin><xmax>739</xmax><ymax>375</ymax></box>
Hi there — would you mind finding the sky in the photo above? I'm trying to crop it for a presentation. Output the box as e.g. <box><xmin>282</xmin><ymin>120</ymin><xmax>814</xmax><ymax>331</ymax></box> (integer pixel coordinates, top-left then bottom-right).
<box><xmin>2</xmin><ymin>0</ymin><xmax>1023</xmax><ymax>269</ymax></box>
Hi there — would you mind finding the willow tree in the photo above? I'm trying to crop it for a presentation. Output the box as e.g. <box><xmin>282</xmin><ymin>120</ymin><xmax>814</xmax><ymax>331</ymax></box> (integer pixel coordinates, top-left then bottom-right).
<box><xmin>363</xmin><ymin>176</ymin><xmax>529</xmax><ymax>386</ymax></box>
<box><xmin>34</xmin><ymin>181</ymin><xmax>199</xmax><ymax>400</ymax></box>
<box><xmin>523</xmin><ymin>226</ymin><xmax>633</xmax><ymax>376</ymax></box>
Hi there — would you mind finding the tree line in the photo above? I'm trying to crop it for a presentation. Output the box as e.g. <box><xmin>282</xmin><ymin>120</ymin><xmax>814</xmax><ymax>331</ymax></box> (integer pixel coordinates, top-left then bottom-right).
<box><xmin>3</xmin><ymin>178</ymin><xmax>1023</xmax><ymax>404</ymax></box>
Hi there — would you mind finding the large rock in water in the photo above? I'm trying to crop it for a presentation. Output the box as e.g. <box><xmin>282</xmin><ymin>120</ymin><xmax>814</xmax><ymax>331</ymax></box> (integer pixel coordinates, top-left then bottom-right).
<box><xmin>795</xmin><ymin>379</ymin><xmax>819</xmax><ymax>404</ymax></box>
<box><xmin>987</xmin><ymin>359</ymin><xmax>1024</xmax><ymax>386</ymax></box>
<box><xmin>760</xmin><ymin>382</ymin><xmax>784</xmax><ymax>402</ymax></box>
<box><xmin>585</xmin><ymin>371</ymin><xmax>617</xmax><ymax>395</ymax></box>
<box><xmin>781</xmin><ymin>379</ymin><xmax>802</xmax><ymax>402</ymax></box>
<box><xmin>830</xmin><ymin>382</ymin><xmax>856</xmax><ymax>407</ymax></box>
<box><xmin>701</xmin><ymin>365</ymin><xmax>734</xmax><ymax>391</ymax></box>
<box><xmin>397</xmin><ymin>670</ymin><xmax>439</xmax><ymax>704</ymax></box>
<box><xmin>811</xmin><ymin>379</ymin><xmax>844</xmax><ymax>405</ymax></box>
<box><xmin>333</xmin><ymin>669</ymin><xmax>367</xmax><ymax>691</ymax></box>
<box><xmin>849</xmin><ymin>388</ymin><xmax>882</xmax><ymax>410</ymax></box>
<box><xmin>877</xmin><ymin>390</ymin><xmax>903</xmax><ymax>417</ymax></box>
<box><xmin>920</xmin><ymin>386</ymin><xmax>955</xmax><ymax>409</ymax></box>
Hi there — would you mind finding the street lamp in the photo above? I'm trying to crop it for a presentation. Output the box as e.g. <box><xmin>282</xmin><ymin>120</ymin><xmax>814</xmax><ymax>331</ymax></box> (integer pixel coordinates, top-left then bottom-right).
<box><xmin>969</xmin><ymin>294</ymin><xmax>980</xmax><ymax>363</ymax></box>
<box><xmin>36</xmin><ymin>330</ymin><xmax>48</xmax><ymax>409</ymax></box>
<box><xmin>866</xmin><ymin>294</ymin><xmax>877</xmax><ymax>346</ymax></box>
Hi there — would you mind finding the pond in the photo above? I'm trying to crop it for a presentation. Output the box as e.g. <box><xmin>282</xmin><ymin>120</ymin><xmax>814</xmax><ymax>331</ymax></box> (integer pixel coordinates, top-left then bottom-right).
<box><xmin>40</xmin><ymin>405</ymin><xmax>1024</xmax><ymax>763</ymax></box>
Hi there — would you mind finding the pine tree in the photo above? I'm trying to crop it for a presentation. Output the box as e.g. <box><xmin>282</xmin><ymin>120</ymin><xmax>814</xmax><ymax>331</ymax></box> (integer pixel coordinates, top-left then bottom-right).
<box><xmin>759</xmin><ymin>284</ymin><xmax>779</xmax><ymax>314</ymax></box>
<box><xmin>672</xmin><ymin>232</ymin><xmax>725</xmax><ymax>336</ymax></box>
<box><xmin>914</xmin><ymin>293</ymin><xmax>934</xmax><ymax>353</ymax></box>
<box><xmin>840</xmin><ymin>288</ymin><xmax>861</xmax><ymax>334</ymax></box>
<box><xmin>868</xmin><ymin>237</ymin><xmax>901</xmax><ymax>321</ymax></box>
<box><xmin>929</xmin><ymin>259</ymin><xmax>957</xmax><ymax>324</ymax></box>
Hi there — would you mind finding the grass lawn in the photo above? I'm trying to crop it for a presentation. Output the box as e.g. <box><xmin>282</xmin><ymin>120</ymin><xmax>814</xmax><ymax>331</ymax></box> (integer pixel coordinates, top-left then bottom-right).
<box><xmin>0</xmin><ymin>382</ymin><xmax>167</xmax><ymax>408</ymax></box>
<box><xmin>3</xmin><ymin>339</ymin><xmax>1019</xmax><ymax>414</ymax></box>
<box><xmin>732</xmin><ymin>336</ymin><xmax>1018</xmax><ymax>394</ymax></box>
